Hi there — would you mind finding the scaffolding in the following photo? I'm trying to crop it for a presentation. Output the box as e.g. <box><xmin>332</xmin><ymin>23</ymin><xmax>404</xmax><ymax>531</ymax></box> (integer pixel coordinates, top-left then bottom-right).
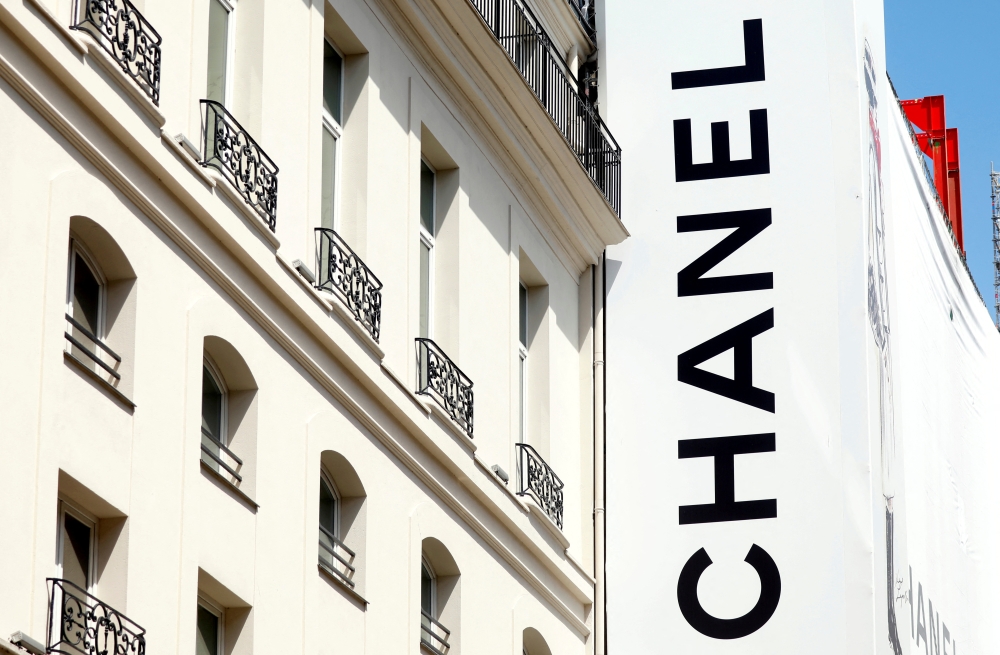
<box><xmin>993</xmin><ymin>165</ymin><xmax>1000</xmax><ymax>327</ymax></box>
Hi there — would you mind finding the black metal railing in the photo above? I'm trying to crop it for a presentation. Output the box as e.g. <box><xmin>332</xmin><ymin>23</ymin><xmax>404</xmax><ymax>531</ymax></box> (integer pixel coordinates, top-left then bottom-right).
<box><xmin>415</xmin><ymin>339</ymin><xmax>474</xmax><ymax>438</ymax></box>
<box><xmin>47</xmin><ymin>578</ymin><xmax>145</xmax><ymax>655</ymax></box>
<box><xmin>314</xmin><ymin>228</ymin><xmax>383</xmax><ymax>342</ymax></box>
<box><xmin>200</xmin><ymin>429</ymin><xmax>243</xmax><ymax>484</ymax></box>
<box><xmin>71</xmin><ymin>0</ymin><xmax>162</xmax><ymax>105</ymax></box>
<box><xmin>468</xmin><ymin>0</ymin><xmax>620</xmax><ymax>215</ymax></box>
<box><xmin>566</xmin><ymin>0</ymin><xmax>595</xmax><ymax>40</ymax></box>
<box><xmin>200</xmin><ymin>100</ymin><xmax>279</xmax><ymax>230</ymax></box>
<box><xmin>318</xmin><ymin>525</ymin><xmax>357</xmax><ymax>587</ymax></box>
<box><xmin>420</xmin><ymin>611</ymin><xmax>451</xmax><ymax>655</ymax></box>
<box><xmin>516</xmin><ymin>443</ymin><xmax>564</xmax><ymax>529</ymax></box>
<box><xmin>64</xmin><ymin>314</ymin><xmax>122</xmax><ymax>383</ymax></box>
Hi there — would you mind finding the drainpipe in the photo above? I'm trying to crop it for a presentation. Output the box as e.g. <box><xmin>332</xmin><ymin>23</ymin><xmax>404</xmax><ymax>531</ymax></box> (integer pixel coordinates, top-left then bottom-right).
<box><xmin>593</xmin><ymin>253</ymin><xmax>607</xmax><ymax>655</ymax></box>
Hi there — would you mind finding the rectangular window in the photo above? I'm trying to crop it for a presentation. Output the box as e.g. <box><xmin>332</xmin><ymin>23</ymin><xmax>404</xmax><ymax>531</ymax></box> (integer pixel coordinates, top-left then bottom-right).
<box><xmin>519</xmin><ymin>283</ymin><xmax>527</xmax><ymax>443</ymax></box>
<box><xmin>419</xmin><ymin>161</ymin><xmax>436</xmax><ymax>340</ymax></box>
<box><xmin>58</xmin><ymin>501</ymin><xmax>95</xmax><ymax>592</ymax></box>
<box><xmin>206</xmin><ymin>0</ymin><xmax>233</xmax><ymax>105</ymax></box>
<box><xmin>196</xmin><ymin>602</ymin><xmax>222</xmax><ymax>655</ymax></box>
<box><xmin>320</xmin><ymin>40</ymin><xmax>344</xmax><ymax>230</ymax></box>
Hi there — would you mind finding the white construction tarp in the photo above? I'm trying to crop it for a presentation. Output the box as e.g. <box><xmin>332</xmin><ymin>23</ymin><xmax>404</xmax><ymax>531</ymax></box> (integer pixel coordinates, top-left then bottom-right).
<box><xmin>604</xmin><ymin>1</ymin><xmax>1000</xmax><ymax>653</ymax></box>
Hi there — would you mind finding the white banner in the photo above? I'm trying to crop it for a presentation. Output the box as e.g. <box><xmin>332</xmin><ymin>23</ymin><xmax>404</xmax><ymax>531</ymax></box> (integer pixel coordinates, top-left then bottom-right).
<box><xmin>605</xmin><ymin>0</ymin><xmax>924</xmax><ymax>652</ymax></box>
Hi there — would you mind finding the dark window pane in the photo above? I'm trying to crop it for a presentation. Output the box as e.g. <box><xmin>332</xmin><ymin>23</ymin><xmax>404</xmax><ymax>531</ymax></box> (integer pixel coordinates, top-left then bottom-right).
<box><xmin>420</xmin><ymin>161</ymin><xmax>435</xmax><ymax>235</ymax></box>
<box><xmin>319</xmin><ymin>479</ymin><xmax>336</xmax><ymax>534</ymax></box>
<box><xmin>196</xmin><ymin>606</ymin><xmax>219</xmax><ymax>655</ymax></box>
<box><xmin>201</xmin><ymin>366</ymin><xmax>224</xmax><ymax>445</ymax></box>
<box><xmin>62</xmin><ymin>513</ymin><xmax>91</xmax><ymax>591</ymax></box>
<box><xmin>420</xmin><ymin>563</ymin><xmax>434</xmax><ymax>616</ymax></box>
<box><xmin>323</xmin><ymin>41</ymin><xmax>343</xmax><ymax>124</ymax></box>
<box><xmin>72</xmin><ymin>254</ymin><xmax>101</xmax><ymax>335</ymax></box>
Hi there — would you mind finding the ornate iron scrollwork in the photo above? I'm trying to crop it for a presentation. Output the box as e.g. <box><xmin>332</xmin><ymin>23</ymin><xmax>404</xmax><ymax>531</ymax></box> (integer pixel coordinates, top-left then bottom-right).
<box><xmin>200</xmin><ymin>100</ymin><xmax>279</xmax><ymax>231</ymax></box>
<box><xmin>72</xmin><ymin>0</ymin><xmax>162</xmax><ymax>105</ymax></box>
<box><xmin>315</xmin><ymin>228</ymin><xmax>383</xmax><ymax>342</ymax></box>
<box><xmin>415</xmin><ymin>339</ymin><xmax>474</xmax><ymax>438</ymax></box>
<box><xmin>516</xmin><ymin>443</ymin><xmax>564</xmax><ymax>529</ymax></box>
<box><xmin>47</xmin><ymin>578</ymin><xmax>146</xmax><ymax>655</ymax></box>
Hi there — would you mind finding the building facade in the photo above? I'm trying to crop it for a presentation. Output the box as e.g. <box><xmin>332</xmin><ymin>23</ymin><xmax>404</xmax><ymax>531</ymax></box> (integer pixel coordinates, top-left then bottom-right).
<box><xmin>0</xmin><ymin>0</ymin><xmax>624</xmax><ymax>653</ymax></box>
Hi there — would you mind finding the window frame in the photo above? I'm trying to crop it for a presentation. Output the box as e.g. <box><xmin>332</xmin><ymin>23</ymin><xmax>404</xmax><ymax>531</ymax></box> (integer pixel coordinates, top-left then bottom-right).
<box><xmin>207</xmin><ymin>0</ymin><xmax>237</xmax><ymax>107</ymax></box>
<box><xmin>419</xmin><ymin>159</ymin><xmax>436</xmax><ymax>340</ymax></box>
<box><xmin>66</xmin><ymin>239</ymin><xmax>107</xmax><ymax>340</ymax></box>
<box><xmin>196</xmin><ymin>595</ymin><xmax>225</xmax><ymax>655</ymax></box>
<box><xmin>518</xmin><ymin>281</ymin><xmax>528</xmax><ymax>444</ymax></box>
<box><xmin>420</xmin><ymin>557</ymin><xmax>437</xmax><ymax>619</ymax></box>
<box><xmin>318</xmin><ymin>469</ymin><xmax>341</xmax><ymax>540</ymax></box>
<box><xmin>201</xmin><ymin>355</ymin><xmax>229</xmax><ymax>448</ymax></box>
<box><xmin>320</xmin><ymin>38</ymin><xmax>345</xmax><ymax>231</ymax></box>
<box><xmin>56</xmin><ymin>498</ymin><xmax>97</xmax><ymax>594</ymax></box>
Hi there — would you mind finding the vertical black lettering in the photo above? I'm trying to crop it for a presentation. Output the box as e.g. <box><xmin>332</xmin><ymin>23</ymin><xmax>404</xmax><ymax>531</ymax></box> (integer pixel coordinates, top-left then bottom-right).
<box><xmin>678</xmin><ymin>209</ymin><xmax>773</xmax><ymax>296</ymax></box>
<box><xmin>674</xmin><ymin>109</ymin><xmax>770</xmax><ymax>182</ymax></box>
<box><xmin>671</xmin><ymin>19</ymin><xmax>766</xmax><ymax>89</ymax></box>
<box><xmin>677</xmin><ymin>308</ymin><xmax>775</xmax><ymax>412</ymax></box>
<box><xmin>678</xmin><ymin>434</ymin><xmax>776</xmax><ymax>524</ymax></box>
<box><xmin>676</xmin><ymin>544</ymin><xmax>780</xmax><ymax>639</ymax></box>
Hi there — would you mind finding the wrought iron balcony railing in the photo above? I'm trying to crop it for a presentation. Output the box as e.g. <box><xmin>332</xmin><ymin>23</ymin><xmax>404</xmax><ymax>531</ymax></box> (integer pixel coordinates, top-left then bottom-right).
<box><xmin>467</xmin><ymin>0</ymin><xmax>621</xmax><ymax>215</ymax></box>
<box><xmin>71</xmin><ymin>0</ymin><xmax>162</xmax><ymax>105</ymax></box>
<box><xmin>516</xmin><ymin>443</ymin><xmax>564</xmax><ymax>529</ymax></box>
<box><xmin>566</xmin><ymin>0</ymin><xmax>595</xmax><ymax>40</ymax></box>
<box><xmin>318</xmin><ymin>524</ymin><xmax>357</xmax><ymax>588</ymax></box>
<box><xmin>200</xmin><ymin>100</ymin><xmax>279</xmax><ymax>231</ymax></box>
<box><xmin>200</xmin><ymin>429</ymin><xmax>243</xmax><ymax>484</ymax></box>
<box><xmin>315</xmin><ymin>228</ymin><xmax>383</xmax><ymax>342</ymax></box>
<box><xmin>64</xmin><ymin>314</ymin><xmax>122</xmax><ymax>384</ymax></box>
<box><xmin>420</xmin><ymin>611</ymin><xmax>451</xmax><ymax>655</ymax></box>
<box><xmin>47</xmin><ymin>578</ymin><xmax>145</xmax><ymax>655</ymax></box>
<box><xmin>416</xmin><ymin>339</ymin><xmax>474</xmax><ymax>438</ymax></box>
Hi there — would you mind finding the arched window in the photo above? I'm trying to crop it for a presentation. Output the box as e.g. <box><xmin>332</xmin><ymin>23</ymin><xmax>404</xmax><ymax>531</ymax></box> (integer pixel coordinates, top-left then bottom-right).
<box><xmin>522</xmin><ymin>628</ymin><xmax>552</xmax><ymax>655</ymax></box>
<box><xmin>63</xmin><ymin>218</ymin><xmax>137</xmax><ymax>400</ymax></box>
<box><xmin>316</xmin><ymin>452</ymin><xmax>366</xmax><ymax>593</ymax></box>
<box><xmin>198</xmin><ymin>338</ymin><xmax>257</xmax><ymax>498</ymax></box>
<box><xmin>420</xmin><ymin>538</ymin><xmax>459</xmax><ymax>654</ymax></box>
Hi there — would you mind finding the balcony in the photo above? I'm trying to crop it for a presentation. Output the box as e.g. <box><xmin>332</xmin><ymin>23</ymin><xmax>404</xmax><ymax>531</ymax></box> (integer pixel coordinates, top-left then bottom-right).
<box><xmin>314</xmin><ymin>228</ymin><xmax>383</xmax><ymax>342</ymax></box>
<box><xmin>64</xmin><ymin>314</ymin><xmax>122</xmax><ymax>385</ymax></box>
<box><xmin>46</xmin><ymin>578</ymin><xmax>145</xmax><ymax>655</ymax></box>
<box><xmin>71</xmin><ymin>0</ymin><xmax>162</xmax><ymax>105</ymax></box>
<box><xmin>200</xmin><ymin>100</ymin><xmax>279</xmax><ymax>231</ymax></box>
<box><xmin>318</xmin><ymin>524</ymin><xmax>357</xmax><ymax>588</ymax></box>
<box><xmin>415</xmin><ymin>339</ymin><xmax>474</xmax><ymax>438</ymax></box>
<box><xmin>200</xmin><ymin>430</ymin><xmax>243</xmax><ymax>485</ymax></box>
<box><xmin>467</xmin><ymin>0</ymin><xmax>621</xmax><ymax>215</ymax></box>
<box><xmin>420</xmin><ymin>611</ymin><xmax>451</xmax><ymax>655</ymax></box>
<box><xmin>515</xmin><ymin>443</ymin><xmax>564</xmax><ymax>529</ymax></box>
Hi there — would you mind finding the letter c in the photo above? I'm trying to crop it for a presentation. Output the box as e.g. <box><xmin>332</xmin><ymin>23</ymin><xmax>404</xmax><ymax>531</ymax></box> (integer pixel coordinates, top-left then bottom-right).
<box><xmin>676</xmin><ymin>544</ymin><xmax>781</xmax><ymax>639</ymax></box>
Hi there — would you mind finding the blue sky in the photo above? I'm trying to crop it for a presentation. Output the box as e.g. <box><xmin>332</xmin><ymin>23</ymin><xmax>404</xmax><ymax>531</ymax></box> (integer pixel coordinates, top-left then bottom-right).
<box><xmin>884</xmin><ymin>0</ymin><xmax>999</xmax><ymax>322</ymax></box>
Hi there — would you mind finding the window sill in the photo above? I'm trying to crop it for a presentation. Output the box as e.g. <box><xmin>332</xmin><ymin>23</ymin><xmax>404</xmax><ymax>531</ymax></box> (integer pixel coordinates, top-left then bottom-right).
<box><xmin>381</xmin><ymin>363</ymin><xmax>433</xmax><ymax>416</ymax></box>
<box><xmin>525</xmin><ymin>498</ymin><xmax>570</xmax><ymax>550</ymax></box>
<box><xmin>426</xmin><ymin>400</ymin><xmax>477</xmax><ymax>454</ymax></box>
<box><xmin>74</xmin><ymin>31</ymin><xmax>165</xmax><ymax>128</ymax></box>
<box><xmin>161</xmin><ymin>131</ymin><xmax>217</xmax><ymax>189</ymax></box>
<box><xmin>200</xmin><ymin>459</ymin><xmax>258</xmax><ymax>512</ymax></box>
<box><xmin>208</xmin><ymin>169</ymin><xmax>281</xmax><ymax>251</ymax></box>
<box><xmin>320</xmin><ymin>289</ymin><xmax>386</xmax><ymax>361</ymax></box>
<box><xmin>24</xmin><ymin>0</ymin><xmax>87</xmax><ymax>55</ymax></box>
<box><xmin>318</xmin><ymin>563</ymin><xmax>368</xmax><ymax>607</ymax></box>
<box><xmin>64</xmin><ymin>350</ymin><xmax>135</xmax><ymax>411</ymax></box>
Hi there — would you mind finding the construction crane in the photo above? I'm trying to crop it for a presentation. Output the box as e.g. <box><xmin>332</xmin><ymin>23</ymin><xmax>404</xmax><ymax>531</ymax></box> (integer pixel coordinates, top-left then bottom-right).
<box><xmin>993</xmin><ymin>165</ymin><xmax>1000</xmax><ymax>327</ymax></box>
